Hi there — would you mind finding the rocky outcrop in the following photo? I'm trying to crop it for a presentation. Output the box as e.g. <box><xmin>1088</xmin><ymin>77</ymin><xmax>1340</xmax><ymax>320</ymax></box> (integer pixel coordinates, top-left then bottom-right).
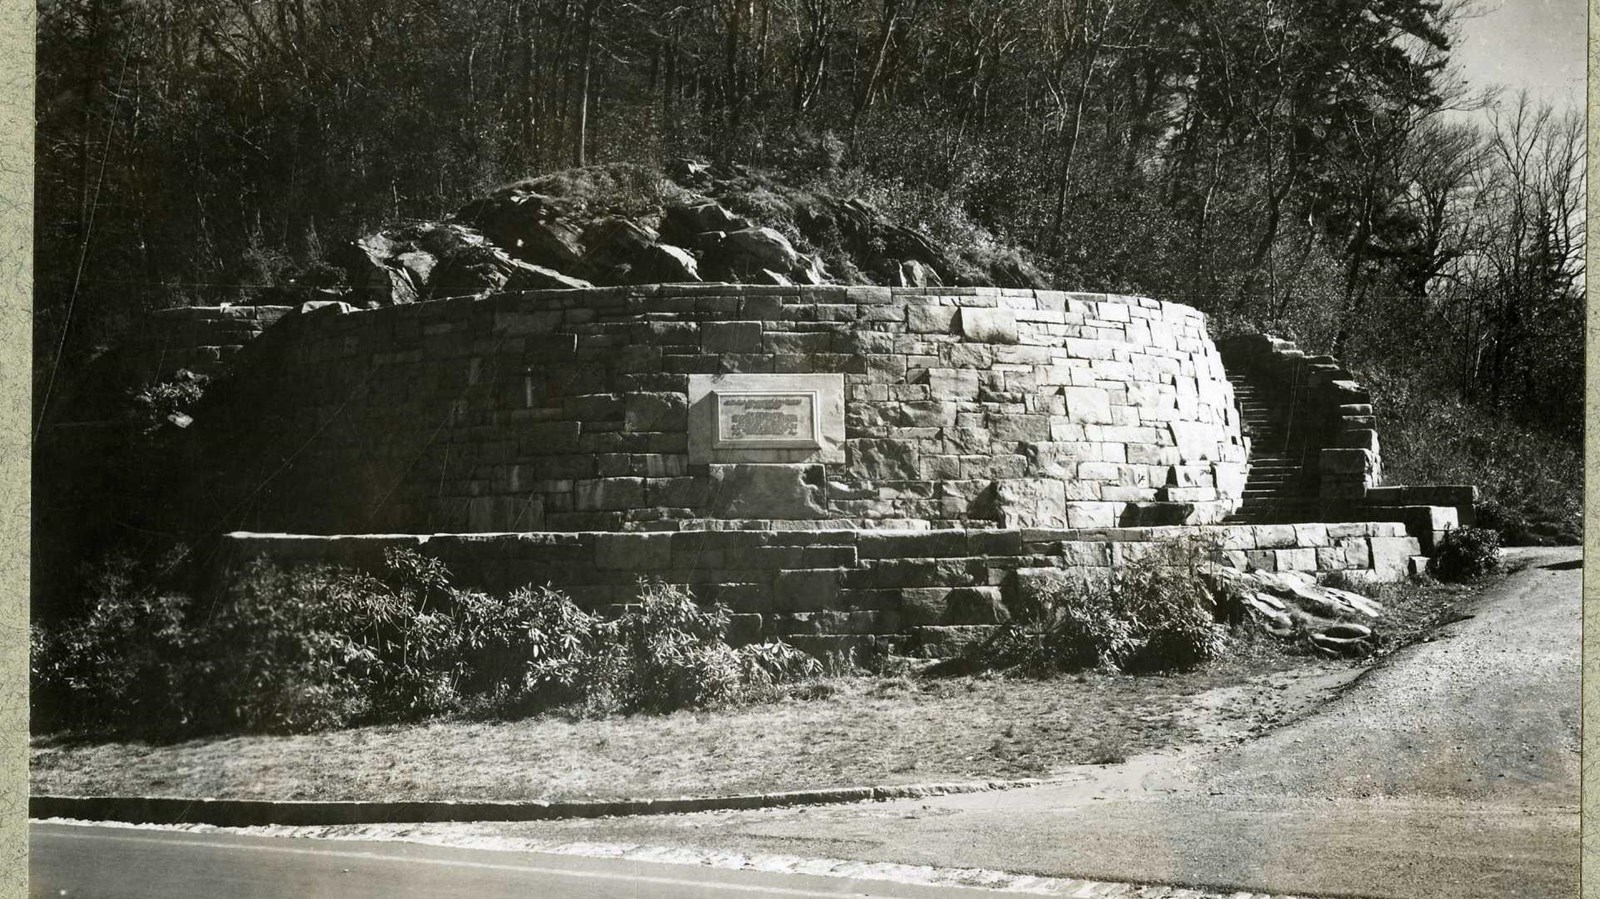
<box><xmin>333</xmin><ymin>222</ymin><xmax>593</xmax><ymax>306</ymax></box>
<box><xmin>1207</xmin><ymin>566</ymin><xmax>1384</xmax><ymax>657</ymax></box>
<box><xmin>284</xmin><ymin>162</ymin><xmax>1051</xmax><ymax>307</ymax></box>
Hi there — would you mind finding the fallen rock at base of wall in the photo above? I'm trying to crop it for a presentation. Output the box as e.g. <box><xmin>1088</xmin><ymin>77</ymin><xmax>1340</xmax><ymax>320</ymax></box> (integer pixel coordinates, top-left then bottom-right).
<box><xmin>1204</xmin><ymin>566</ymin><xmax>1384</xmax><ymax>656</ymax></box>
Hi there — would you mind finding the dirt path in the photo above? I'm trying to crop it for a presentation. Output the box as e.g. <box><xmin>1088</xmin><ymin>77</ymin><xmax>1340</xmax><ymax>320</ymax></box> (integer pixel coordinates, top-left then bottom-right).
<box><xmin>273</xmin><ymin>547</ymin><xmax>1578</xmax><ymax>898</ymax></box>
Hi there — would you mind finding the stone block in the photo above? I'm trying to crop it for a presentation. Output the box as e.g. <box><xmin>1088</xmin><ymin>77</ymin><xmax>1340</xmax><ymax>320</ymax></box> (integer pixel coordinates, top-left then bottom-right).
<box><xmin>764</xmin><ymin>331</ymin><xmax>833</xmax><ymax>354</ymax></box>
<box><xmin>858</xmin><ymin>530</ymin><xmax>968</xmax><ymax>559</ymax></box>
<box><xmin>1337</xmin><ymin>537</ymin><xmax>1372</xmax><ymax>569</ymax></box>
<box><xmin>994</xmin><ymin>478</ymin><xmax>1068</xmax><ymax>529</ymax></box>
<box><xmin>907</xmin><ymin>625</ymin><xmax>1003</xmax><ymax>659</ymax></box>
<box><xmin>924</xmin><ymin>368</ymin><xmax>982</xmax><ymax>399</ymax></box>
<box><xmin>1168</xmin><ymin>421</ymin><xmax>1222</xmax><ymax>463</ymax></box>
<box><xmin>1213</xmin><ymin>463</ymin><xmax>1248</xmax><ymax>497</ymax></box>
<box><xmin>649</xmin><ymin>476</ymin><xmax>710</xmax><ymax>508</ymax></box>
<box><xmin>1012</xmin><ymin>567</ymin><xmax>1112</xmax><ymax>612</ymax></box>
<box><xmin>774</xmin><ymin>568</ymin><xmax>846</xmax><ymax>612</ymax></box>
<box><xmin>943</xmin><ymin>427</ymin><xmax>992</xmax><ymax>455</ymax></box>
<box><xmin>847</xmin><ymin>439</ymin><xmax>920</xmax><ymax>480</ymax></box>
<box><xmin>1370</xmin><ymin>536</ymin><xmax>1421</xmax><ymax>581</ymax></box>
<box><xmin>726</xmin><ymin>614</ymin><xmax>764</xmax><ymax>645</ymax></box>
<box><xmin>1292</xmin><ymin>524</ymin><xmax>1331</xmax><ymax>547</ymax></box>
<box><xmin>1274</xmin><ymin>548</ymin><xmax>1318</xmax><ymax>571</ymax></box>
<box><xmin>701</xmin><ymin>321</ymin><xmax>764</xmax><ymax>354</ymax></box>
<box><xmin>595</xmin><ymin>532</ymin><xmax>674</xmax><ymax>570</ymax></box>
<box><xmin>1253</xmin><ymin>524</ymin><xmax>1298</xmax><ymax>549</ymax></box>
<box><xmin>1065</xmin><ymin>501</ymin><xmax>1118</xmax><ymax>529</ymax></box>
<box><xmin>708</xmin><ymin>464</ymin><xmax>828</xmax><ymax>519</ymax></box>
<box><xmin>1340</xmin><ymin>429</ymin><xmax>1381</xmax><ymax>454</ymax></box>
<box><xmin>1059</xmin><ymin>540</ymin><xmax>1113</xmax><ymax>567</ymax></box>
<box><xmin>1245</xmin><ymin>549</ymin><xmax>1278</xmax><ymax>572</ymax></box>
<box><xmin>1061</xmin><ymin>386</ymin><xmax>1114</xmax><ymax>424</ymax></box>
<box><xmin>946</xmin><ymin>586</ymin><xmax>1010</xmax><ymax>625</ymax></box>
<box><xmin>891</xmin><ymin>401</ymin><xmax>959</xmax><ymax>429</ymax></box>
<box><xmin>898</xmin><ymin>588</ymin><xmax>947</xmax><ymax>626</ymax></box>
<box><xmin>1320</xmin><ymin>447</ymin><xmax>1377</xmax><ymax>475</ymax></box>
<box><xmin>574</xmin><ymin>477</ymin><xmax>647</xmax><ymax>511</ymax></box>
<box><xmin>1117</xmin><ymin>502</ymin><xmax>1195</xmax><ymax>526</ymax></box>
<box><xmin>624</xmin><ymin>391</ymin><xmax>688</xmax><ymax>433</ymax></box>
<box><xmin>908</xmin><ymin>306</ymin><xmax>958</xmax><ymax>334</ymax></box>
<box><xmin>991</xmin><ymin>415</ymin><xmax>1052</xmax><ymax>443</ymax></box>
<box><xmin>958</xmin><ymin>308</ymin><xmax>1020</xmax><ymax>344</ymax></box>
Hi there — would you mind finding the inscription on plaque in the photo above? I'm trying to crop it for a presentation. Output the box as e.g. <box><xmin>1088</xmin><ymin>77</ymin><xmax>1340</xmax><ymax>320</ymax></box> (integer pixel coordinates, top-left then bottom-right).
<box><xmin>713</xmin><ymin>391</ymin><xmax>820</xmax><ymax>449</ymax></box>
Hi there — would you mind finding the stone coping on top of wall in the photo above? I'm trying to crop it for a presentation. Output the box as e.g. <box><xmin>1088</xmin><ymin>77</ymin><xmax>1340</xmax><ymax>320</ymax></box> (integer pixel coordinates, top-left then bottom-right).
<box><xmin>218</xmin><ymin>521</ymin><xmax>1421</xmax><ymax>655</ymax></box>
<box><xmin>197</xmin><ymin>285</ymin><xmax>1248</xmax><ymax>536</ymax></box>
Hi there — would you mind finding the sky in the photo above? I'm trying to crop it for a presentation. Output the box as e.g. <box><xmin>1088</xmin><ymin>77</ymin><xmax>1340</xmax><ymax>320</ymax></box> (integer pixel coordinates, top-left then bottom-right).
<box><xmin>1448</xmin><ymin>0</ymin><xmax>1586</xmax><ymax>111</ymax></box>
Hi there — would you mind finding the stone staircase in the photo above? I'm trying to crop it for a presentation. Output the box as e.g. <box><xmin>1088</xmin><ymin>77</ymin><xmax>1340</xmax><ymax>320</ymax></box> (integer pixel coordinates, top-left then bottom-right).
<box><xmin>1226</xmin><ymin>374</ymin><xmax>1321</xmax><ymax>524</ymax></box>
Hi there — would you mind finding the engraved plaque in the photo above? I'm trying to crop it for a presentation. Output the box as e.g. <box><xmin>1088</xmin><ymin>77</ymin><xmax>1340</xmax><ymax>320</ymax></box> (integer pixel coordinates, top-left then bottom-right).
<box><xmin>713</xmin><ymin>391</ymin><xmax>821</xmax><ymax>449</ymax></box>
<box><xmin>687</xmin><ymin>373</ymin><xmax>845</xmax><ymax>464</ymax></box>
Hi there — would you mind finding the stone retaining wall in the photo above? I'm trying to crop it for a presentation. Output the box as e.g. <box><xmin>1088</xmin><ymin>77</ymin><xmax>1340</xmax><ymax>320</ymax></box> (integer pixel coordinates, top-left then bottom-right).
<box><xmin>116</xmin><ymin>305</ymin><xmax>293</xmax><ymax>383</ymax></box>
<box><xmin>199</xmin><ymin>286</ymin><xmax>1248</xmax><ymax>534</ymax></box>
<box><xmin>220</xmin><ymin>522</ymin><xmax>1420</xmax><ymax>656</ymax></box>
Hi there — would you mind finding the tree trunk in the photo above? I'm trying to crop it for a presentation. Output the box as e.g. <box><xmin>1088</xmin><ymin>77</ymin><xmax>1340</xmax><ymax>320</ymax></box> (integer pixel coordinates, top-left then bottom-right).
<box><xmin>573</xmin><ymin>1</ymin><xmax>601</xmax><ymax>167</ymax></box>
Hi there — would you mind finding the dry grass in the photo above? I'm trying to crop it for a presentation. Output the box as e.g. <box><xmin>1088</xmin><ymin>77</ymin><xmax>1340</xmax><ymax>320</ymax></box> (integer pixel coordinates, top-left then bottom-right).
<box><xmin>31</xmin><ymin>573</ymin><xmax>1497</xmax><ymax>804</ymax></box>
<box><xmin>32</xmin><ymin>658</ymin><xmax>1306</xmax><ymax>803</ymax></box>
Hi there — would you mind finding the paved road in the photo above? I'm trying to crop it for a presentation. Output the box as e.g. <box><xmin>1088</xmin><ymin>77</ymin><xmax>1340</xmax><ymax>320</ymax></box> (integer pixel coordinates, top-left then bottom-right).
<box><xmin>29</xmin><ymin>822</ymin><xmax>1041</xmax><ymax>899</ymax></box>
<box><xmin>419</xmin><ymin>547</ymin><xmax>1580</xmax><ymax>899</ymax></box>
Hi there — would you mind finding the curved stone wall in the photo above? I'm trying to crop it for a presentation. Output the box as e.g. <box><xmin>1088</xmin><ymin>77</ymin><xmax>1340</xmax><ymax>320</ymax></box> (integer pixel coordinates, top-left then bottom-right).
<box><xmin>200</xmin><ymin>285</ymin><xmax>1247</xmax><ymax>533</ymax></box>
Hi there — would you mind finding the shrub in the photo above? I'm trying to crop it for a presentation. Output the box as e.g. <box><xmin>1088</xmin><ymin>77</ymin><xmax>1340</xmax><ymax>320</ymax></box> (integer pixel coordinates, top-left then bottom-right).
<box><xmin>127</xmin><ymin>370</ymin><xmax>209</xmax><ymax>438</ymax></box>
<box><xmin>450</xmin><ymin>584</ymin><xmax>600</xmax><ymax>715</ymax></box>
<box><xmin>33</xmin><ymin>552</ymin><xmax>825</xmax><ymax>737</ymax></box>
<box><xmin>1362</xmin><ymin>366</ymin><xmax>1580</xmax><ymax>545</ymax></box>
<box><xmin>578</xmin><ymin>580</ymin><xmax>821</xmax><ymax>715</ymax></box>
<box><xmin>1427</xmin><ymin>527</ymin><xmax>1503</xmax><ymax>582</ymax></box>
<box><xmin>967</xmin><ymin>537</ymin><xmax>1236</xmax><ymax>676</ymax></box>
<box><xmin>31</xmin><ymin>554</ymin><xmax>196</xmax><ymax>737</ymax></box>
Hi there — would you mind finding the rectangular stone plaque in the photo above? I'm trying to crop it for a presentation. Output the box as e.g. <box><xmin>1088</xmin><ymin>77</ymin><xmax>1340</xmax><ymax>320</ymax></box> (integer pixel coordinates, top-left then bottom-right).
<box><xmin>687</xmin><ymin>373</ymin><xmax>845</xmax><ymax>464</ymax></box>
<box><xmin>713</xmin><ymin>390</ymin><xmax>821</xmax><ymax>450</ymax></box>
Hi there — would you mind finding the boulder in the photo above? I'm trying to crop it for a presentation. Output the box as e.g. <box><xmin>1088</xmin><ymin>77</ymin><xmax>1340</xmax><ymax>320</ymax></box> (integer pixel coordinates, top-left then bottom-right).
<box><xmin>454</xmin><ymin>192</ymin><xmax>585</xmax><ymax>271</ymax></box>
<box><xmin>339</xmin><ymin>233</ymin><xmax>418</xmax><ymax>306</ymax></box>
<box><xmin>791</xmin><ymin>255</ymin><xmax>828</xmax><ymax>285</ymax></box>
<box><xmin>635</xmin><ymin>244</ymin><xmax>701</xmax><ymax>283</ymax></box>
<box><xmin>663</xmin><ymin>201</ymin><xmax>749</xmax><ymax>242</ymax></box>
<box><xmin>892</xmin><ymin>259</ymin><xmax>943</xmax><ymax>288</ymax></box>
<box><xmin>505</xmin><ymin>260</ymin><xmax>593</xmax><ymax>291</ymax></box>
<box><xmin>714</xmin><ymin>227</ymin><xmax>801</xmax><ymax>277</ymax></box>
<box><xmin>426</xmin><ymin>242</ymin><xmax>524</xmax><ymax>298</ymax></box>
<box><xmin>577</xmin><ymin>217</ymin><xmax>660</xmax><ymax>285</ymax></box>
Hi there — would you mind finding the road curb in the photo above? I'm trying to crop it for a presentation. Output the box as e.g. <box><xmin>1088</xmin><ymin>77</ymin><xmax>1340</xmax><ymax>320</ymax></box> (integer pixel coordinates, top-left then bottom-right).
<box><xmin>31</xmin><ymin>778</ymin><xmax>1043</xmax><ymax>827</ymax></box>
